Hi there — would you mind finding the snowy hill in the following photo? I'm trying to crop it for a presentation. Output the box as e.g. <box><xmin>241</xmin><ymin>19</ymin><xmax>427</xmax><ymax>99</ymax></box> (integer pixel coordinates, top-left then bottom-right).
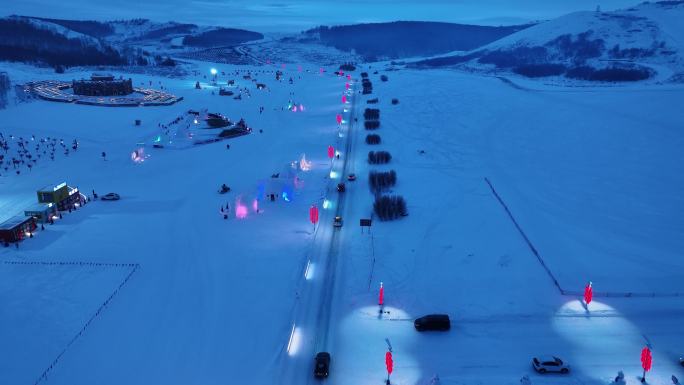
<box><xmin>0</xmin><ymin>16</ymin><xmax>264</xmax><ymax>68</ymax></box>
<box><xmin>414</xmin><ymin>1</ymin><xmax>684</xmax><ymax>82</ymax></box>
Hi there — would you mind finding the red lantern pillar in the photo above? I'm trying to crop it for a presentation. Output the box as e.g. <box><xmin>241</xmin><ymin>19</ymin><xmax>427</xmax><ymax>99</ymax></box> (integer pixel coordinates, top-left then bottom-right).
<box><xmin>327</xmin><ymin>145</ymin><xmax>335</xmax><ymax>159</ymax></box>
<box><xmin>385</xmin><ymin>351</ymin><xmax>393</xmax><ymax>384</ymax></box>
<box><xmin>336</xmin><ymin>114</ymin><xmax>342</xmax><ymax>125</ymax></box>
<box><xmin>641</xmin><ymin>346</ymin><xmax>652</xmax><ymax>382</ymax></box>
<box><xmin>378</xmin><ymin>282</ymin><xmax>384</xmax><ymax>306</ymax></box>
<box><xmin>309</xmin><ymin>205</ymin><xmax>319</xmax><ymax>231</ymax></box>
<box><xmin>584</xmin><ymin>281</ymin><xmax>593</xmax><ymax>305</ymax></box>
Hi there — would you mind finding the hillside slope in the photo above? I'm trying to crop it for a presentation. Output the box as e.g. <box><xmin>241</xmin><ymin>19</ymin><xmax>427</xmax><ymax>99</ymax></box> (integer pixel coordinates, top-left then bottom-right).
<box><xmin>302</xmin><ymin>21</ymin><xmax>532</xmax><ymax>60</ymax></box>
<box><xmin>414</xmin><ymin>1</ymin><xmax>684</xmax><ymax>82</ymax></box>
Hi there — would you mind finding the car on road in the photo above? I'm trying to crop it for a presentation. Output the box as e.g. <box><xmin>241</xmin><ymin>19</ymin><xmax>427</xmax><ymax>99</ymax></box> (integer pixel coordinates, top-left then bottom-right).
<box><xmin>347</xmin><ymin>173</ymin><xmax>356</xmax><ymax>181</ymax></box>
<box><xmin>680</xmin><ymin>356</ymin><xmax>684</xmax><ymax>367</ymax></box>
<box><xmin>314</xmin><ymin>352</ymin><xmax>331</xmax><ymax>378</ymax></box>
<box><xmin>333</xmin><ymin>216</ymin><xmax>343</xmax><ymax>228</ymax></box>
<box><xmin>532</xmin><ymin>356</ymin><xmax>570</xmax><ymax>374</ymax></box>
<box><xmin>414</xmin><ymin>314</ymin><xmax>450</xmax><ymax>331</ymax></box>
<box><xmin>101</xmin><ymin>193</ymin><xmax>120</xmax><ymax>201</ymax></box>
<box><xmin>337</xmin><ymin>183</ymin><xmax>346</xmax><ymax>192</ymax></box>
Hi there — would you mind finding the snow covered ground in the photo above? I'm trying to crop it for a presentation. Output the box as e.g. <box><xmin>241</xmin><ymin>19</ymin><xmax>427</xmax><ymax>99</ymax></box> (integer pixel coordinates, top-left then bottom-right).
<box><xmin>323</xmin><ymin>68</ymin><xmax>684</xmax><ymax>385</ymax></box>
<box><xmin>1</xmin><ymin>53</ymin><xmax>683</xmax><ymax>385</ymax></box>
<box><xmin>0</xmin><ymin>60</ymin><xmax>353</xmax><ymax>385</ymax></box>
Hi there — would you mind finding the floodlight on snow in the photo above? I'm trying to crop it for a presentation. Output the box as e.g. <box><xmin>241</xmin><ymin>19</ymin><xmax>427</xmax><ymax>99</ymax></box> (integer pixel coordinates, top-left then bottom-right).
<box><xmin>210</xmin><ymin>68</ymin><xmax>217</xmax><ymax>75</ymax></box>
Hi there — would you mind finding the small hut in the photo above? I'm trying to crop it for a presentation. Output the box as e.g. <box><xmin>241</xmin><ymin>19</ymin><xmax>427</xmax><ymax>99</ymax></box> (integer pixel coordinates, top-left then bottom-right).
<box><xmin>0</xmin><ymin>215</ymin><xmax>37</xmax><ymax>243</ymax></box>
<box><xmin>24</xmin><ymin>203</ymin><xmax>57</xmax><ymax>223</ymax></box>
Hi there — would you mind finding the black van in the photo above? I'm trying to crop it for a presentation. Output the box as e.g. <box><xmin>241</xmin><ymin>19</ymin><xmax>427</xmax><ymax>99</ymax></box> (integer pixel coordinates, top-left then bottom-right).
<box><xmin>414</xmin><ymin>314</ymin><xmax>450</xmax><ymax>331</ymax></box>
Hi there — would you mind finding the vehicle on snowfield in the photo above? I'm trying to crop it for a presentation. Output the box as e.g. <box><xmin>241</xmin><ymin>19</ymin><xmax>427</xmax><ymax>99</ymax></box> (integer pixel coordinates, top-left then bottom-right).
<box><xmin>314</xmin><ymin>352</ymin><xmax>331</xmax><ymax>378</ymax></box>
<box><xmin>337</xmin><ymin>183</ymin><xmax>346</xmax><ymax>192</ymax></box>
<box><xmin>414</xmin><ymin>314</ymin><xmax>450</xmax><ymax>331</ymax></box>
<box><xmin>101</xmin><ymin>193</ymin><xmax>120</xmax><ymax>201</ymax></box>
<box><xmin>333</xmin><ymin>216</ymin><xmax>343</xmax><ymax>228</ymax></box>
<box><xmin>347</xmin><ymin>173</ymin><xmax>356</xmax><ymax>181</ymax></box>
<box><xmin>532</xmin><ymin>356</ymin><xmax>570</xmax><ymax>374</ymax></box>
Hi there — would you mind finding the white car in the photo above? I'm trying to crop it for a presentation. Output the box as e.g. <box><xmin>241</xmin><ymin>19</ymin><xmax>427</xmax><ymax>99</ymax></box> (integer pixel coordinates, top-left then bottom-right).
<box><xmin>101</xmin><ymin>193</ymin><xmax>121</xmax><ymax>201</ymax></box>
<box><xmin>532</xmin><ymin>356</ymin><xmax>570</xmax><ymax>374</ymax></box>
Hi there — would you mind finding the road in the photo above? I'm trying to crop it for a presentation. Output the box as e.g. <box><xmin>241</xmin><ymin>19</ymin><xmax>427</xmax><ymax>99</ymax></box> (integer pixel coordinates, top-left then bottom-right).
<box><xmin>280</xmin><ymin>76</ymin><xmax>358</xmax><ymax>384</ymax></box>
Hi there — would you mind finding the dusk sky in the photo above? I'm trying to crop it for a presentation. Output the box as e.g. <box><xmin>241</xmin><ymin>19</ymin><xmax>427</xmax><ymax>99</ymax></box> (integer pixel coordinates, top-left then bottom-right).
<box><xmin>7</xmin><ymin>0</ymin><xmax>640</xmax><ymax>32</ymax></box>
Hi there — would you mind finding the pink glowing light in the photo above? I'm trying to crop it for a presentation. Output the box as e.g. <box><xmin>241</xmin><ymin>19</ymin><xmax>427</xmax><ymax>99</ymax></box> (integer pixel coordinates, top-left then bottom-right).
<box><xmin>131</xmin><ymin>148</ymin><xmax>146</xmax><ymax>163</ymax></box>
<box><xmin>252</xmin><ymin>199</ymin><xmax>259</xmax><ymax>213</ymax></box>
<box><xmin>347</xmin><ymin>74</ymin><xmax>352</xmax><ymax>80</ymax></box>
<box><xmin>299</xmin><ymin>104</ymin><xmax>305</xmax><ymax>111</ymax></box>
<box><xmin>336</xmin><ymin>114</ymin><xmax>342</xmax><ymax>124</ymax></box>
<box><xmin>345</xmin><ymin>82</ymin><xmax>350</xmax><ymax>90</ymax></box>
<box><xmin>342</xmin><ymin>95</ymin><xmax>347</xmax><ymax>104</ymax></box>
<box><xmin>235</xmin><ymin>198</ymin><xmax>248</xmax><ymax>219</ymax></box>
<box><xmin>300</xmin><ymin>154</ymin><xmax>312</xmax><ymax>171</ymax></box>
<box><xmin>292</xmin><ymin>105</ymin><xmax>298</xmax><ymax>112</ymax></box>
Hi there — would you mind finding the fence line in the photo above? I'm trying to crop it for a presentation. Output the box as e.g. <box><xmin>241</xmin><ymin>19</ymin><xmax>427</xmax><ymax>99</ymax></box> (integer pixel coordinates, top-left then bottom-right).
<box><xmin>1</xmin><ymin>261</ymin><xmax>143</xmax><ymax>385</ymax></box>
<box><xmin>484</xmin><ymin>177</ymin><xmax>682</xmax><ymax>299</ymax></box>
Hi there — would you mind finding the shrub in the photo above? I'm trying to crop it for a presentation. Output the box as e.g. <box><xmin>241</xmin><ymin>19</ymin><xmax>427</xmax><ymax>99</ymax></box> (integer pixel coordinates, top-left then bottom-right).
<box><xmin>339</xmin><ymin>63</ymin><xmax>356</xmax><ymax>71</ymax></box>
<box><xmin>365</xmin><ymin>121</ymin><xmax>380</xmax><ymax>130</ymax></box>
<box><xmin>566</xmin><ymin>65</ymin><xmax>651</xmax><ymax>81</ymax></box>
<box><xmin>361</xmin><ymin>72</ymin><xmax>369</xmax><ymax>78</ymax></box>
<box><xmin>513</xmin><ymin>64</ymin><xmax>566</xmax><ymax>77</ymax></box>
<box><xmin>364</xmin><ymin>108</ymin><xmax>380</xmax><ymax>120</ymax></box>
<box><xmin>367</xmin><ymin>98</ymin><xmax>379</xmax><ymax>104</ymax></box>
<box><xmin>373</xmin><ymin>195</ymin><xmax>408</xmax><ymax>220</ymax></box>
<box><xmin>546</xmin><ymin>31</ymin><xmax>605</xmax><ymax>63</ymax></box>
<box><xmin>368</xmin><ymin>151</ymin><xmax>391</xmax><ymax>164</ymax></box>
<box><xmin>369</xmin><ymin>170</ymin><xmax>397</xmax><ymax>193</ymax></box>
<box><xmin>479</xmin><ymin>46</ymin><xmax>548</xmax><ymax>68</ymax></box>
<box><xmin>380</xmin><ymin>74</ymin><xmax>388</xmax><ymax>81</ymax></box>
<box><xmin>366</xmin><ymin>134</ymin><xmax>381</xmax><ymax>144</ymax></box>
<box><xmin>391</xmin><ymin>98</ymin><xmax>399</xmax><ymax>105</ymax></box>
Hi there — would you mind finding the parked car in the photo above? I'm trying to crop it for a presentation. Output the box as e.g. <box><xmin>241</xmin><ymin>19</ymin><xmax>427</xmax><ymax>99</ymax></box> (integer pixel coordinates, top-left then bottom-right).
<box><xmin>680</xmin><ymin>356</ymin><xmax>684</xmax><ymax>367</ymax></box>
<box><xmin>532</xmin><ymin>356</ymin><xmax>570</xmax><ymax>374</ymax></box>
<box><xmin>337</xmin><ymin>183</ymin><xmax>346</xmax><ymax>192</ymax></box>
<box><xmin>414</xmin><ymin>314</ymin><xmax>450</xmax><ymax>331</ymax></box>
<box><xmin>101</xmin><ymin>193</ymin><xmax>120</xmax><ymax>201</ymax></box>
<box><xmin>333</xmin><ymin>216</ymin><xmax>343</xmax><ymax>228</ymax></box>
<box><xmin>347</xmin><ymin>173</ymin><xmax>357</xmax><ymax>181</ymax></box>
<box><xmin>314</xmin><ymin>352</ymin><xmax>331</xmax><ymax>378</ymax></box>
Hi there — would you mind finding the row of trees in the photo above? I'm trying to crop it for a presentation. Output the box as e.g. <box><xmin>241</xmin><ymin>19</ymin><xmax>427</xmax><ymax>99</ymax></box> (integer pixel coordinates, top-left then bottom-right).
<box><xmin>368</xmin><ymin>151</ymin><xmax>392</xmax><ymax>164</ymax></box>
